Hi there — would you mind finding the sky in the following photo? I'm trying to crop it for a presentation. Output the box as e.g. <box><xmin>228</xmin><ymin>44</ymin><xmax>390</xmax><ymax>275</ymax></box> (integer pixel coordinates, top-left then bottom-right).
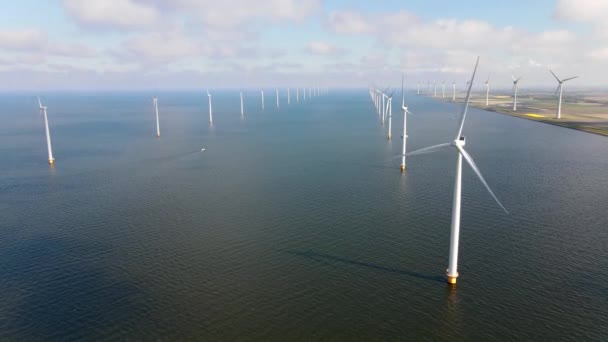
<box><xmin>0</xmin><ymin>0</ymin><xmax>607</xmax><ymax>90</ymax></box>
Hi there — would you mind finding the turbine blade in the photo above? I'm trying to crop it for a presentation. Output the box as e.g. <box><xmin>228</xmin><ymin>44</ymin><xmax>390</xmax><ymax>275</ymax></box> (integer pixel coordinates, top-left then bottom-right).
<box><xmin>555</xmin><ymin>84</ymin><xmax>561</xmax><ymax>96</ymax></box>
<box><xmin>511</xmin><ymin>74</ymin><xmax>516</xmax><ymax>81</ymax></box>
<box><xmin>37</xmin><ymin>96</ymin><xmax>42</xmax><ymax>108</ymax></box>
<box><xmin>401</xmin><ymin>73</ymin><xmax>405</xmax><ymax>108</ymax></box>
<box><xmin>563</xmin><ymin>76</ymin><xmax>579</xmax><ymax>82</ymax></box>
<box><xmin>549</xmin><ymin>70</ymin><xmax>560</xmax><ymax>83</ymax></box>
<box><xmin>456</xmin><ymin>145</ymin><xmax>509</xmax><ymax>214</ymax></box>
<box><xmin>403</xmin><ymin>142</ymin><xmax>451</xmax><ymax>157</ymax></box>
<box><xmin>455</xmin><ymin>56</ymin><xmax>480</xmax><ymax>140</ymax></box>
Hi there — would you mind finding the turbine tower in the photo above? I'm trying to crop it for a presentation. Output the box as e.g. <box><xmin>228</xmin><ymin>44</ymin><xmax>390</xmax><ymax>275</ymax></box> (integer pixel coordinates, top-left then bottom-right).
<box><xmin>442</xmin><ymin>81</ymin><xmax>446</xmax><ymax>99</ymax></box>
<box><xmin>386</xmin><ymin>90</ymin><xmax>394</xmax><ymax>140</ymax></box>
<box><xmin>38</xmin><ymin>97</ymin><xmax>54</xmax><ymax>165</ymax></box>
<box><xmin>452</xmin><ymin>82</ymin><xmax>456</xmax><ymax>101</ymax></box>
<box><xmin>485</xmin><ymin>75</ymin><xmax>490</xmax><ymax>107</ymax></box>
<box><xmin>261</xmin><ymin>90</ymin><xmax>265</xmax><ymax>111</ymax></box>
<box><xmin>276</xmin><ymin>89</ymin><xmax>279</xmax><ymax>108</ymax></box>
<box><xmin>287</xmin><ymin>88</ymin><xmax>291</xmax><ymax>104</ymax></box>
<box><xmin>434</xmin><ymin>82</ymin><xmax>437</xmax><ymax>97</ymax></box>
<box><xmin>550</xmin><ymin>70</ymin><xmax>578</xmax><ymax>119</ymax></box>
<box><xmin>240</xmin><ymin>91</ymin><xmax>244</xmax><ymax>117</ymax></box>
<box><xmin>153</xmin><ymin>96</ymin><xmax>160</xmax><ymax>137</ymax></box>
<box><xmin>400</xmin><ymin>75</ymin><xmax>411</xmax><ymax>172</ymax></box>
<box><xmin>512</xmin><ymin>75</ymin><xmax>522</xmax><ymax>111</ymax></box>
<box><xmin>405</xmin><ymin>57</ymin><xmax>508</xmax><ymax>285</ymax></box>
<box><xmin>296</xmin><ymin>88</ymin><xmax>299</xmax><ymax>103</ymax></box>
<box><xmin>207</xmin><ymin>90</ymin><xmax>213</xmax><ymax>124</ymax></box>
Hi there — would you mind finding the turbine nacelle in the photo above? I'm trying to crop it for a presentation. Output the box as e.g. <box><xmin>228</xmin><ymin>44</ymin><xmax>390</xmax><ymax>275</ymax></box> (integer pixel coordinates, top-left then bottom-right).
<box><xmin>451</xmin><ymin>136</ymin><xmax>466</xmax><ymax>148</ymax></box>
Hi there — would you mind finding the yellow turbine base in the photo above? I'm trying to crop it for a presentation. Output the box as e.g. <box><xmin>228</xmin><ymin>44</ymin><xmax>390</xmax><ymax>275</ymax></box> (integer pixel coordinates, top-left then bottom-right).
<box><xmin>48</xmin><ymin>159</ymin><xmax>54</xmax><ymax>165</ymax></box>
<box><xmin>400</xmin><ymin>164</ymin><xmax>406</xmax><ymax>172</ymax></box>
<box><xmin>447</xmin><ymin>273</ymin><xmax>458</xmax><ymax>285</ymax></box>
<box><xmin>388</xmin><ymin>135</ymin><xmax>391</xmax><ymax>140</ymax></box>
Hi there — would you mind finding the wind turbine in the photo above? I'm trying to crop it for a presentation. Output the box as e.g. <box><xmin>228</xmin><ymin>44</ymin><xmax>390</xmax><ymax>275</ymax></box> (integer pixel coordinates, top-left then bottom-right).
<box><xmin>434</xmin><ymin>82</ymin><xmax>438</xmax><ymax>97</ymax></box>
<box><xmin>512</xmin><ymin>75</ymin><xmax>522</xmax><ymax>111</ymax></box>
<box><xmin>417</xmin><ymin>82</ymin><xmax>420</xmax><ymax>95</ymax></box>
<box><xmin>442</xmin><ymin>81</ymin><xmax>446</xmax><ymax>99</ymax></box>
<box><xmin>153</xmin><ymin>96</ymin><xmax>160</xmax><ymax>137</ymax></box>
<box><xmin>405</xmin><ymin>57</ymin><xmax>508</xmax><ymax>285</ymax></box>
<box><xmin>386</xmin><ymin>90</ymin><xmax>395</xmax><ymax>140</ymax></box>
<box><xmin>297</xmin><ymin>88</ymin><xmax>299</xmax><ymax>103</ymax></box>
<box><xmin>38</xmin><ymin>97</ymin><xmax>55</xmax><ymax>165</ymax></box>
<box><xmin>485</xmin><ymin>75</ymin><xmax>490</xmax><ymax>107</ymax></box>
<box><xmin>550</xmin><ymin>70</ymin><xmax>578</xmax><ymax>119</ymax></box>
<box><xmin>207</xmin><ymin>90</ymin><xmax>213</xmax><ymax>124</ymax></box>
<box><xmin>276</xmin><ymin>89</ymin><xmax>279</xmax><ymax>108</ymax></box>
<box><xmin>240</xmin><ymin>91</ymin><xmax>244</xmax><ymax>117</ymax></box>
<box><xmin>261</xmin><ymin>90</ymin><xmax>265</xmax><ymax>111</ymax></box>
<box><xmin>287</xmin><ymin>88</ymin><xmax>291</xmax><ymax>105</ymax></box>
<box><xmin>452</xmin><ymin>82</ymin><xmax>456</xmax><ymax>101</ymax></box>
<box><xmin>400</xmin><ymin>75</ymin><xmax>412</xmax><ymax>172</ymax></box>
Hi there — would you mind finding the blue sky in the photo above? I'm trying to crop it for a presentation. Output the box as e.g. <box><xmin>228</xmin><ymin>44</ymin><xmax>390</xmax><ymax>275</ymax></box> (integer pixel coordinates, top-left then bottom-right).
<box><xmin>0</xmin><ymin>0</ymin><xmax>606</xmax><ymax>90</ymax></box>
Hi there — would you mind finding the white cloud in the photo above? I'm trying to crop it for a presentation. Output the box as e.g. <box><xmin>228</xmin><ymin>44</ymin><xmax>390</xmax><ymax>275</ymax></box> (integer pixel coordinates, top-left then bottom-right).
<box><xmin>306</xmin><ymin>41</ymin><xmax>344</xmax><ymax>56</ymax></box>
<box><xmin>326</xmin><ymin>11</ymin><xmax>374</xmax><ymax>34</ymax></box>
<box><xmin>0</xmin><ymin>29</ymin><xmax>45</xmax><ymax>50</ymax></box>
<box><xmin>62</xmin><ymin>0</ymin><xmax>161</xmax><ymax>29</ymax></box>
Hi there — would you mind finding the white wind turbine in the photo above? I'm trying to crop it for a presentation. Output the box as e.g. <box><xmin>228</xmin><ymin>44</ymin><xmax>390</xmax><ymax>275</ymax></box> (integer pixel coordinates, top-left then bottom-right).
<box><xmin>240</xmin><ymin>91</ymin><xmax>244</xmax><ymax>117</ymax></box>
<box><xmin>400</xmin><ymin>75</ymin><xmax>412</xmax><ymax>172</ymax></box>
<box><xmin>442</xmin><ymin>81</ymin><xmax>446</xmax><ymax>99</ymax></box>
<box><xmin>276</xmin><ymin>89</ymin><xmax>279</xmax><ymax>108</ymax></box>
<box><xmin>550</xmin><ymin>70</ymin><xmax>578</xmax><ymax>119</ymax></box>
<box><xmin>405</xmin><ymin>57</ymin><xmax>508</xmax><ymax>285</ymax></box>
<box><xmin>386</xmin><ymin>90</ymin><xmax>395</xmax><ymax>140</ymax></box>
<box><xmin>153</xmin><ymin>96</ymin><xmax>160</xmax><ymax>137</ymax></box>
<box><xmin>484</xmin><ymin>75</ymin><xmax>490</xmax><ymax>107</ymax></box>
<box><xmin>287</xmin><ymin>88</ymin><xmax>291</xmax><ymax>105</ymax></box>
<box><xmin>261</xmin><ymin>90</ymin><xmax>265</xmax><ymax>111</ymax></box>
<box><xmin>38</xmin><ymin>97</ymin><xmax>55</xmax><ymax>165</ymax></box>
<box><xmin>297</xmin><ymin>88</ymin><xmax>300</xmax><ymax>103</ymax></box>
<box><xmin>417</xmin><ymin>82</ymin><xmax>420</xmax><ymax>95</ymax></box>
<box><xmin>207</xmin><ymin>90</ymin><xmax>213</xmax><ymax>124</ymax></box>
<box><xmin>452</xmin><ymin>82</ymin><xmax>456</xmax><ymax>101</ymax></box>
<box><xmin>512</xmin><ymin>75</ymin><xmax>522</xmax><ymax>111</ymax></box>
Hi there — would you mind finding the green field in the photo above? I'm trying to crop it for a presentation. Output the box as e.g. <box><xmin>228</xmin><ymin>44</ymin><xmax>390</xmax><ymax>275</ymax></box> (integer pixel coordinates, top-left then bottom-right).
<box><xmin>434</xmin><ymin>91</ymin><xmax>608</xmax><ymax>137</ymax></box>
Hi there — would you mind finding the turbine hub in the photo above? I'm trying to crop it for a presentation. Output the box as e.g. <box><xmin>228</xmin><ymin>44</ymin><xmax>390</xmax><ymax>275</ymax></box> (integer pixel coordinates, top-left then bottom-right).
<box><xmin>452</xmin><ymin>136</ymin><xmax>466</xmax><ymax>147</ymax></box>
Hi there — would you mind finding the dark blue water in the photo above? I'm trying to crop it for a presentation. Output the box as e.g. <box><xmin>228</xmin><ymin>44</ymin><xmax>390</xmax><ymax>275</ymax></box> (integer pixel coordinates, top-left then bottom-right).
<box><xmin>0</xmin><ymin>90</ymin><xmax>606</xmax><ymax>340</ymax></box>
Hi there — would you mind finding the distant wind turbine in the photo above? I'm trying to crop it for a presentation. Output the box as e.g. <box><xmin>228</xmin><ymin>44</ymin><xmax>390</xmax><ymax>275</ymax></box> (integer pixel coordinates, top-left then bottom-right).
<box><xmin>276</xmin><ymin>89</ymin><xmax>279</xmax><ymax>108</ymax></box>
<box><xmin>153</xmin><ymin>96</ymin><xmax>160</xmax><ymax>137</ymax></box>
<box><xmin>512</xmin><ymin>75</ymin><xmax>522</xmax><ymax>111</ymax></box>
<box><xmin>386</xmin><ymin>90</ymin><xmax>395</xmax><ymax>140</ymax></box>
<box><xmin>296</xmin><ymin>88</ymin><xmax>299</xmax><ymax>103</ymax></box>
<box><xmin>287</xmin><ymin>88</ymin><xmax>291</xmax><ymax>104</ymax></box>
<box><xmin>434</xmin><ymin>82</ymin><xmax>438</xmax><ymax>97</ymax></box>
<box><xmin>240</xmin><ymin>91</ymin><xmax>244</xmax><ymax>117</ymax></box>
<box><xmin>405</xmin><ymin>57</ymin><xmax>508</xmax><ymax>285</ymax></box>
<box><xmin>442</xmin><ymin>81</ymin><xmax>446</xmax><ymax>99</ymax></box>
<box><xmin>37</xmin><ymin>97</ymin><xmax>55</xmax><ymax>165</ymax></box>
<box><xmin>261</xmin><ymin>90</ymin><xmax>265</xmax><ymax>111</ymax></box>
<box><xmin>400</xmin><ymin>75</ymin><xmax>412</xmax><ymax>172</ymax></box>
<box><xmin>417</xmin><ymin>82</ymin><xmax>420</xmax><ymax>95</ymax></box>
<box><xmin>207</xmin><ymin>90</ymin><xmax>213</xmax><ymax>124</ymax></box>
<box><xmin>550</xmin><ymin>70</ymin><xmax>578</xmax><ymax>119</ymax></box>
<box><xmin>452</xmin><ymin>82</ymin><xmax>456</xmax><ymax>101</ymax></box>
<box><xmin>485</xmin><ymin>75</ymin><xmax>490</xmax><ymax>107</ymax></box>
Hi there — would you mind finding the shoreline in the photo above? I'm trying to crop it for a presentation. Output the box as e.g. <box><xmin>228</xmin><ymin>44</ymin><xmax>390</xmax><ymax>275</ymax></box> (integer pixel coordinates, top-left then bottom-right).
<box><xmin>423</xmin><ymin>95</ymin><xmax>608</xmax><ymax>138</ymax></box>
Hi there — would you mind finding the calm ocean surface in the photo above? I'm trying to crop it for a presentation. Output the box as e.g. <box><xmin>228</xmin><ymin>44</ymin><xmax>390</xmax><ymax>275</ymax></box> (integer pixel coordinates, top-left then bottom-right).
<box><xmin>0</xmin><ymin>90</ymin><xmax>606</xmax><ymax>340</ymax></box>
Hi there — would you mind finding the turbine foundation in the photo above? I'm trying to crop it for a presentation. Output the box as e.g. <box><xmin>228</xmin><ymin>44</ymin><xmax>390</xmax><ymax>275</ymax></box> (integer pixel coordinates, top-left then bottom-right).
<box><xmin>400</xmin><ymin>164</ymin><xmax>406</xmax><ymax>172</ymax></box>
<box><xmin>447</xmin><ymin>271</ymin><xmax>458</xmax><ymax>285</ymax></box>
<box><xmin>48</xmin><ymin>159</ymin><xmax>54</xmax><ymax>165</ymax></box>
